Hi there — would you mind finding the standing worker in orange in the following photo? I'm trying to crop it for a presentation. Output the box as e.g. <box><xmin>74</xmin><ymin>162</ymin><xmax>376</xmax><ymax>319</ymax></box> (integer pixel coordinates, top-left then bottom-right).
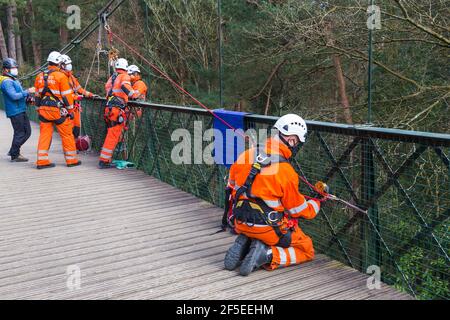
<box><xmin>128</xmin><ymin>65</ymin><xmax>148</xmax><ymax>101</ymax></box>
<box><xmin>60</xmin><ymin>54</ymin><xmax>100</xmax><ymax>139</ymax></box>
<box><xmin>128</xmin><ymin>64</ymin><xmax>147</xmax><ymax>120</ymax></box>
<box><xmin>99</xmin><ymin>58</ymin><xmax>134</xmax><ymax>169</ymax></box>
<box><xmin>34</xmin><ymin>51</ymin><xmax>81</xmax><ymax>169</ymax></box>
<box><xmin>224</xmin><ymin>114</ymin><xmax>320</xmax><ymax>276</ymax></box>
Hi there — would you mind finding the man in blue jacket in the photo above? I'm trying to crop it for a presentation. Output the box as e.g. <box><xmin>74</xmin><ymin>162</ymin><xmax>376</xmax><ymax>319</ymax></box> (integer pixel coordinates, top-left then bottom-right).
<box><xmin>1</xmin><ymin>58</ymin><xmax>35</xmax><ymax>162</ymax></box>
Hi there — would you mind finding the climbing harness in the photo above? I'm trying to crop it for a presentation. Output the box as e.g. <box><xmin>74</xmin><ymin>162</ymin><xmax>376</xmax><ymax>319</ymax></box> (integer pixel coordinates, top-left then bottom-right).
<box><xmin>39</xmin><ymin>70</ymin><xmax>63</xmax><ymax>108</ymax></box>
<box><xmin>37</xmin><ymin>69</ymin><xmax>71</xmax><ymax>124</ymax></box>
<box><xmin>220</xmin><ymin>148</ymin><xmax>295</xmax><ymax>246</ymax></box>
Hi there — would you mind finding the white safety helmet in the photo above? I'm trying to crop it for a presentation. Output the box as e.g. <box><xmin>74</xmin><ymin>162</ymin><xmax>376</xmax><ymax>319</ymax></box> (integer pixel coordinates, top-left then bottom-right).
<box><xmin>47</xmin><ymin>51</ymin><xmax>63</xmax><ymax>64</ymax></box>
<box><xmin>127</xmin><ymin>65</ymin><xmax>141</xmax><ymax>74</ymax></box>
<box><xmin>274</xmin><ymin>114</ymin><xmax>308</xmax><ymax>143</ymax></box>
<box><xmin>60</xmin><ymin>54</ymin><xmax>72</xmax><ymax>65</ymax></box>
<box><xmin>60</xmin><ymin>54</ymin><xmax>73</xmax><ymax>71</ymax></box>
<box><xmin>114</xmin><ymin>58</ymin><xmax>128</xmax><ymax>70</ymax></box>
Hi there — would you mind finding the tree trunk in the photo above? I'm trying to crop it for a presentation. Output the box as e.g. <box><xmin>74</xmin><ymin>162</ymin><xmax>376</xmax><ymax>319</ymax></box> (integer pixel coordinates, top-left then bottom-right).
<box><xmin>325</xmin><ymin>22</ymin><xmax>353</xmax><ymax>124</ymax></box>
<box><xmin>0</xmin><ymin>21</ymin><xmax>8</xmax><ymax>60</ymax></box>
<box><xmin>264</xmin><ymin>84</ymin><xmax>272</xmax><ymax>115</ymax></box>
<box><xmin>26</xmin><ymin>0</ymin><xmax>41</xmax><ymax>65</ymax></box>
<box><xmin>6</xmin><ymin>1</ymin><xmax>17</xmax><ymax>60</ymax></box>
<box><xmin>178</xmin><ymin>26</ymin><xmax>187</xmax><ymax>105</ymax></box>
<box><xmin>333</xmin><ymin>54</ymin><xmax>353</xmax><ymax>124</ymax></box>
<box><xmin>13</xmin><ymin>3</ymin><xmax>24</xmax><ymax>64</ymax></box>
<box><xmin>59</xmin><ymin>0</ymin><xmax>69</xmax><ymax>44</ymax></box>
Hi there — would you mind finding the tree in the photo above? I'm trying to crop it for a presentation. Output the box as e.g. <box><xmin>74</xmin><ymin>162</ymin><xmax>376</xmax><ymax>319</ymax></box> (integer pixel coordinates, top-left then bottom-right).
<box><xmin>13</xmin><ymin>0</ymin><xmax>24</xmax><ymax>64</ymax></box>
<box><xmin>26</xmin><ymin>0</ymin><xmax>41</xmax><ymax>65</ymax></box>
<box><xmin>59</xmin><ymin>0</ymin><xmax>68</xmax><ymax>45</ymax></box>
<box><xmin>6</xmin><ymin>0</ymin><xmax>17</xmax><ymax>60</ymax></box>
<box><xmin>0</xmin><ymin>20</ymin><xmax>8</xmax><ymax>59</ymax></box>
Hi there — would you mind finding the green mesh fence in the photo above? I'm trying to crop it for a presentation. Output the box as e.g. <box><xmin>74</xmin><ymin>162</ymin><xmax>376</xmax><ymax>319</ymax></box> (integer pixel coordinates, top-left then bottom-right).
<box><xmin>79</xmin><ymin>99</ymin><xmax>448</xmax><ymax>300</ymax></box>
<box><xmin>0</xmin><ymin>97</ymin><xmax>448</xmax><ymax>300</ymax></box>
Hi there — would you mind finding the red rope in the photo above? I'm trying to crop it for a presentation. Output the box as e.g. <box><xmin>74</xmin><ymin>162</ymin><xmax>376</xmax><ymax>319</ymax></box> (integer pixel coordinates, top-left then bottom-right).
<box><xmin>108</xmin><ymin>30</ymin><xmax>243</xmax><ymax>135</ymax></box>
<box><xmin>108</xmin><ymin>28</ymin><xmax>328</xmax><ymax>201</ymax></box>
<box><xmin>300</xmin><ymin>177</ymin><xmax>329</xmax><ymax>202</ymax></box>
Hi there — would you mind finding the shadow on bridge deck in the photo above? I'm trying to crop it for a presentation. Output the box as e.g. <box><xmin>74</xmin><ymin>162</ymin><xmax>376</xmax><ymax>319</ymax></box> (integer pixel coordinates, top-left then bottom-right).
<box><xmin>0</xmin><ymin>110</ymin><xmax>411</xmax><ymax>300</ymax></box>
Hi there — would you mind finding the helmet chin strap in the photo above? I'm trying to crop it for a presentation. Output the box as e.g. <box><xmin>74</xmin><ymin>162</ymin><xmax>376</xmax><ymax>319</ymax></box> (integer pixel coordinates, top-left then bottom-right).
<box><xmin>278</xmin><ymin>134</ymin><xmax>302</xmax><ymax>158</ymax></box>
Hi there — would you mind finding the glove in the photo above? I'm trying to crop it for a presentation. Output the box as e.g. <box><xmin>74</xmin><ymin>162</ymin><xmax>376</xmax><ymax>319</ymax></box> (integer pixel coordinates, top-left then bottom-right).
<box><xmin>92</xmin><ymin>94</ymin><xmax>101</xmax><ymax>99</ymax></box>
<box><xmin>27</xmin><ymin>87</ymin><xmax>36</xmax><ymax>94</ymax></box>
<box><xmin>26</xmin><ymin>96</ymin><xmax>35</xmax><ymax>105</ymax></box>
<box><xmin>313</xmin><ymin>181</ymin><xmax>329</xmax><ymax>200</ymax></box>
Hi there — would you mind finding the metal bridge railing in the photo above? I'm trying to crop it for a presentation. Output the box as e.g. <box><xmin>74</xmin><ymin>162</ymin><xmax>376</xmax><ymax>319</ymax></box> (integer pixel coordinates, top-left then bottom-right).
<box><xmin>1</xmin><ymin>97</ymin><xmax>448</xmax><ymax>299</ymax></box>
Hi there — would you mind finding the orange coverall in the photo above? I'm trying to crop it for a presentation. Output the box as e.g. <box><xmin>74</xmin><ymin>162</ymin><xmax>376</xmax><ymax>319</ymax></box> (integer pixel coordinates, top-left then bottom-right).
<box><xmin>34</xmin><ymin>66</ymin><xmax>79</xmax><ymax>166</ymax></box>
<box><xmin>99</xmin><ymin>70</ymin><xmax>134</xmax><ymax>163</ymax></box>
<box><xmin>228</xmin><ymin>137</ymin><xmax>320</xmax><ymax>270</ymax></box>
<box><xmin>131</xmin><ymin>78</ymin><xmax>148</xmax><ymax>101</ymax></box>
<box><xmin>65</xmin><ymin>71</ymin><xmax>94</xmax><ymax>138</ymax></box>
<box><xmin>130</xmin><ymin>77</ymin><xmax>147</xmax><ymax>118</ymax></box>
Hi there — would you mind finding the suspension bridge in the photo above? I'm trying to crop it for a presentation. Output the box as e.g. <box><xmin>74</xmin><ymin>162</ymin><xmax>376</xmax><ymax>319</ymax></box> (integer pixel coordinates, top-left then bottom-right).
<box><xmin>0</xmin><ymin>0</ymin><xmax>448</xmax><ymax>301</ymax></box>
<box><xmin>0</xmin><ymin>105</ymin><xmax>417</xmax><ymax>300</ymax></box>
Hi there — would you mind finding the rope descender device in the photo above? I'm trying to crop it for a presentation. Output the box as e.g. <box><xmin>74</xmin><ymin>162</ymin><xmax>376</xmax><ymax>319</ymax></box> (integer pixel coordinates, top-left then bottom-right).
<box><xmin>314</xmin><ymin>181</ymin><xmax>368</xmax><ymax>214</ymax></box>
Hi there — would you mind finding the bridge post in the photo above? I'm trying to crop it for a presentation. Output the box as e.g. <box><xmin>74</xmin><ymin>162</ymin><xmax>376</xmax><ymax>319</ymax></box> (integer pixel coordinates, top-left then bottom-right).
<box><xmin>361</xmin><ymin>137</ymin><xmax>381</xmax><ymax>270</ymax></box>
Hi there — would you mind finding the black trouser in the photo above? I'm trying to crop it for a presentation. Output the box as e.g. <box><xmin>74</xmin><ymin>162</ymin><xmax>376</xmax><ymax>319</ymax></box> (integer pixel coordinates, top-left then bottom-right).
<box><xmin>9</xmin><ymin>112</ymin><xmax>32</xmax><ymax>158</ymax></box>
<box><xmin>73</xmin><ymin>126</ymin><xmax>80</xmax><ymax>139</ymax></box>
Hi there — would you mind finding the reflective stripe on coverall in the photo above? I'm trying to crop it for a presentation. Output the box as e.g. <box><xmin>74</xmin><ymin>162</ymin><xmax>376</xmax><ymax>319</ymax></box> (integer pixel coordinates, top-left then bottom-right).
<box><xmin>228</xmin><ymin>137</ymin><xmax>320</xmax><ymax>270</ymax></box>
<box><xmin>66</xmin><ymin>71</ymin><xmax>94</xmax><ymax>137</ymax></box>
<box><xmin>34</xmin><ymin>66</ymin><xmax>78</xmax><ymax>166</ymax></box>
<box><xmin>100</xmin><ymin>70</ymin><xmax>134</xmax><ymax>163</ymax></box>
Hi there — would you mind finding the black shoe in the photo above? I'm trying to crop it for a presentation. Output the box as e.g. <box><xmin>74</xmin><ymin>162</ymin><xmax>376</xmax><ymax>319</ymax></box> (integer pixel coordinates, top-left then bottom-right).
<box><xmin>37</xmin><ymin>163</ymin><xmax>56</xmax><ymax>170</ymax></box>
<box><xmin>11</xmin><ymin>154</ymin><xmax>29</xmax><ymax>162</ymax></box>
<box><xmin>239</xmin><ymin>240</ymin><xmax>271</xmax><ymax>276</ymax></box>
<box><xmin>67</xmin><ymin>161</ymin><xmax>82</xmax><ymax>167</ymax></box>
<box><xmin>98</xmin><ymin>161</ymin><xmax>116</xmax><ymax>169</ymax></box>
<box><xmin>224</xmin><ymin>234</ymin><xmax>252</xmax><ymax>271</ymax></box>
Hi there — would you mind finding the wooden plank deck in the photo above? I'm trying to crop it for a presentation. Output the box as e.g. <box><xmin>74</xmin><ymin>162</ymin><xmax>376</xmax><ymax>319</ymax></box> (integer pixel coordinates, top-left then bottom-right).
<box><xmin>0</xmin><ymin>110</ymin><xmax>412</xmax><ymax>300</ymax></box>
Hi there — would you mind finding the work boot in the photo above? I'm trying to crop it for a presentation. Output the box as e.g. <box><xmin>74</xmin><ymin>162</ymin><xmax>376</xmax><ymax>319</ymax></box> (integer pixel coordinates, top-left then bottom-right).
<box><xmin>67</xmin><ymin>161</ymin><xmax>82</xmax><ymax>167</ymax></box>
<box><xmin>98</xmin><ymin>161</ymin><xmax>116</xmax><ymax>169</ymax></box>
<box><xmin>224</xmin><ymin>234</ymin><xmax>252</xmax><ymax>271</ymax></box>
<box><xmin>239</xmin><ymin>240</ymin><xmax>271</xmax><ymax>276</ymax></box>
<box><xmin>11</xmin><ymin>154</ymin><xmax>29</xmax><ymax>162</ymax></box>
<box><xmin>37</xmin><ymin>163</ymin><xmax>56</xmax><ymax>170</ymax></box>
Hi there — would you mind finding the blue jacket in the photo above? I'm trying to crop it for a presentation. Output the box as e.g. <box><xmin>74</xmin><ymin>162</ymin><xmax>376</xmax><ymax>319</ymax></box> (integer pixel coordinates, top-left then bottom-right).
<box><xmin>1</xmin><ymin>76</ymin><xmax>29</xmax><ymax>118</ymax></box>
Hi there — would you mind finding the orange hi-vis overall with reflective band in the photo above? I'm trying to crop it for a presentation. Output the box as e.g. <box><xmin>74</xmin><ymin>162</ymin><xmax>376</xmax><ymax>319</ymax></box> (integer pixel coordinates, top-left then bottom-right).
<box><xmin>131</xmin><ymin>79</ymin><xmax>147</xmax><ymax>101</ymax></box>
<box><xmin>34</xmin><ymin>66</ymin><xmax>78</xmax><ymax>166</ymax></box>
<box><xmin>100</xmin><ymin>70</ymin><xmax>134</xmax><ymax>163</ymax></box>
<box><xmin>65</xmin><ymin>71</ymin><xmax>94</xmax><ymax>137</ymax></box>
<box><xmin>228</xmin><ymin>137</ymin><xmax>320</xmax><ymax>270</ymax></box>
<box><xmin>130</xmin><ymin>78</ymin><xmax>147</xmax><ymax>118</ymax></box>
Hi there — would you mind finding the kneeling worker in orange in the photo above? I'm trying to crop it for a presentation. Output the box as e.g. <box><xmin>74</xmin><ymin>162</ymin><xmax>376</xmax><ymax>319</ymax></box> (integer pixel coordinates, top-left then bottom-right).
<box><xmin>34</xmin><ymin>51</ymin><xmax>81</xmax><ymax>169</ymax></box>
<box><xmin>224</xmin><ymin>114</ymin><xmax>320</xmax><ymax>276</ymax></box>
<box><xmin>99</xmin><ymin>58</ymin><xmax>134</xmax><ymax>169</ymax></box>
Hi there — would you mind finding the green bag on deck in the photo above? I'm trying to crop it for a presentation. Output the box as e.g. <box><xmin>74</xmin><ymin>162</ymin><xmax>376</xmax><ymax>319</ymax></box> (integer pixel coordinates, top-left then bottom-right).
<box><xmin>112</xmin><ymin>160</ymin><xmax>135</xmax><ymax>170</ymax></box>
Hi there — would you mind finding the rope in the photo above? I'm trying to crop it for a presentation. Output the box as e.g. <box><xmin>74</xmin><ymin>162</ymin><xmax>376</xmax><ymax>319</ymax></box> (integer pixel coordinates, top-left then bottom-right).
<box><xmin>105</xmin><ymin>25</ymin><xmax>328</xmax><ymax>199</ymax></box>
<box><xmin>84</xmin><ymin>48</ymin><xmax>97</xmax><ymax>91</ymax></box>
<box><xmin>107</xmin><ymin>29</ymin><xmax>243</xmax><ymax>135</ymax></box>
